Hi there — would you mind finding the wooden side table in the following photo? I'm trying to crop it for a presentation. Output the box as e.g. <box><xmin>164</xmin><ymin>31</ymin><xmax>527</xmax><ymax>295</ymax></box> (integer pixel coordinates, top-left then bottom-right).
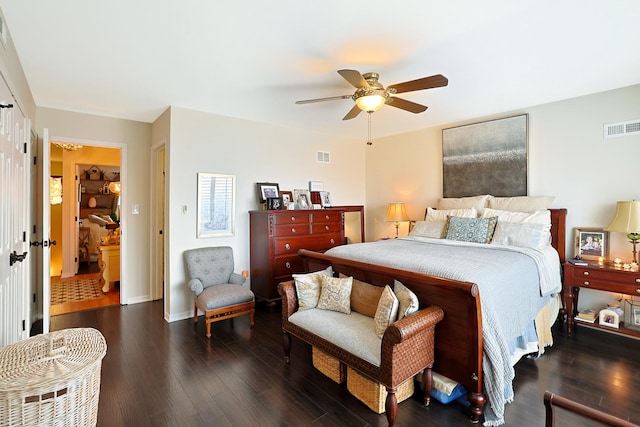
<box><xmin>563</xmin><ymin>262</ymin><xmax>640</xmax><ymax>337</ymax></box>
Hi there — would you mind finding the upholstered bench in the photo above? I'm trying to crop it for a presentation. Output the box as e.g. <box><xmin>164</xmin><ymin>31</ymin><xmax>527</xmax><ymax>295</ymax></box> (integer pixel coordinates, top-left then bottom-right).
<box><xmin>278</xmin><ymin>269</ymin><xmax>444</xmax><ymax>427</ymax></box>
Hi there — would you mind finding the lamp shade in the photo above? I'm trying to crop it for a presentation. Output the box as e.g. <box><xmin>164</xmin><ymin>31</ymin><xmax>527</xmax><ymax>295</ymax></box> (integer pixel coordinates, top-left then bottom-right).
<box><xmin>108</xmin><ymin>181</ymin><xmax>121</xmax><ymax>195</ymax></box>
<box><xmin>385</xmin><ymin>202</ymin><xmax>410</xmax><ymax>222</ymax></box>
<box><xmin>605</xmin><ymin>201</ymin><xmax>640</xmax><ymax>232</ymax></box>
<box><xmin>355</xmin><ymin>94</ymin><xmax>385</xmax><ymax>112</ymax></box>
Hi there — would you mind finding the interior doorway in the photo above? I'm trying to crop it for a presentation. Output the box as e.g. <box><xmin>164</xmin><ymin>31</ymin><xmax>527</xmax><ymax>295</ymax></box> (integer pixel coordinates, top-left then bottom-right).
<box><xmin>49</xmin><ymin>142</ymin><xmax>123</xmax><ymax>316</ymax></box>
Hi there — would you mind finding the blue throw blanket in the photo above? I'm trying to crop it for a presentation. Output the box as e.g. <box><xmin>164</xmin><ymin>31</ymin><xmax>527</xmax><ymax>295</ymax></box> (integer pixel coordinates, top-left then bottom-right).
<box><xmin>326</xmin><ymin>237</ymin><xmax>561</xmax><ymax>426</ymax></box>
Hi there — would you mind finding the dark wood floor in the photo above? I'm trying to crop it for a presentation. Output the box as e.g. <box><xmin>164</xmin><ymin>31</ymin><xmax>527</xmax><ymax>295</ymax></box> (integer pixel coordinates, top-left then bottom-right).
<box><xmin>50</xmin><ymin>302</ymin><xmax>640</xmax><ymax>426</ymax></box>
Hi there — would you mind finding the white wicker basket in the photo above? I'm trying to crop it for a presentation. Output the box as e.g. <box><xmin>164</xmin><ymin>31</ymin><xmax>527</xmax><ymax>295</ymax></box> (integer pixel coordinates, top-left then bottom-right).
<box><xmin>0</xmin><ymin>328</ymin><xmax>107</xmax><ymax>427</ymax></box>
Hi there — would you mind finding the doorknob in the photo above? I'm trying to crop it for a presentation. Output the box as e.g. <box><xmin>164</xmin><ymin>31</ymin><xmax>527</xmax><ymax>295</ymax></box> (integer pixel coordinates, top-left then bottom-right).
<box><xmin>9</xmin><ymin>251</ymin><xmax>27</xmax><ymax>266</ymax></box>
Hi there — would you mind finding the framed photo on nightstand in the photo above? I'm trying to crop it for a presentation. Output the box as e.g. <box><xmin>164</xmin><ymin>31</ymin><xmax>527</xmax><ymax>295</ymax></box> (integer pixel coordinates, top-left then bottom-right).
<box><xmin>574</xmin><ymin>228</ymin><xmax>609</xmax><ymax>261</ymax></box>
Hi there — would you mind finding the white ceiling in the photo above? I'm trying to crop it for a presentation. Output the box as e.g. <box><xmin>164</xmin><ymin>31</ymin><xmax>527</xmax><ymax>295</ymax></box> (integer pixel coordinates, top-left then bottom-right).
<box><xmin>1</xmin><ymin>1</ymin><xmax>639</xmax><ymax>140</ymax></box>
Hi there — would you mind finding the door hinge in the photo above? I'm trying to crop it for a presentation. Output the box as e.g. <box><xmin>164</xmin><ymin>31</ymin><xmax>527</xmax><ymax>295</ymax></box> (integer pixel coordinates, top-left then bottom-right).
<box><xmin>33</xmin><ymin>224</ymin><xmax>37</xmax><ymax>234</ymax></box>
<box><xmin>22</xmin><ymin>231</ymin><xmax>26</xmax><ymax>242</ymax></box>
<box><xmin>23</xmin><ymin>142</ymin><xmax>27</xmax><ymax>154</ymax></box>
<box><xmin>74</xmin><ymin>257</ymin><xmax>78</xmax><ymax>262</ymax></box>
<box><xmin>22</xmin><ymin>320</ymin><xmax>25</xmax><ymax>331</ymax></box>
<box><xmin>33</xmin><ymin>293</ymin><xmax>36</xmax><ymax>303</ymax></box>
<box><xmin>33</xmin><ymin>155</ymin><xmax>37</xmax><ymax>165</ymax></box>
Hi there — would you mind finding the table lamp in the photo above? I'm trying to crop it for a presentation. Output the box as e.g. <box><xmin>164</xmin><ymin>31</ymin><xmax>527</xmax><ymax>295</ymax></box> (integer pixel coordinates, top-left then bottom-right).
<box><xmin>385</xmin><ymin>202</ymin><xmax>410</xmax><ymax>238</ymax></box>
<box><xmin>605</xmin><ymin>200</ymin><xmax>640</xmax><ymax>264</ymax></box>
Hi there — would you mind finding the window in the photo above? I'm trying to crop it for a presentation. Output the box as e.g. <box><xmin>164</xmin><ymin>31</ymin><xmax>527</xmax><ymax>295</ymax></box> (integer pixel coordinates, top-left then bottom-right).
<box><xmin>197</xmin><ymin>173</ymin><xmax>235</xmax><ymax>238</ymax></box>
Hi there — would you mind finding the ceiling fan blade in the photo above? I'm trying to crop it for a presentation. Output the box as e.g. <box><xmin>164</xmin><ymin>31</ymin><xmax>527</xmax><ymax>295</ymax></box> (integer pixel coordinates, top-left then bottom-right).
<box><xmin>295</xmin><ymin>95</ymin><xmax>352</xmax><ymax>104</ymax></box>
<box><xmin>387</xmin><ymin>97</ymin><xmax>428</xmax><ymax>113</ymax></box>
<box><xmin>342</xmin><ymin>104</ymin><xmax>362</xmax><ymax>120</ymax></box>
<box><xmin>388</xmin><ymin>74</ymin><xmax>448</xmax><ymax>94</ymax></box>
<box><xmin>337</xmin><ymin>69</ymin><xmax>369</xmax><ymax>89</ymax></box>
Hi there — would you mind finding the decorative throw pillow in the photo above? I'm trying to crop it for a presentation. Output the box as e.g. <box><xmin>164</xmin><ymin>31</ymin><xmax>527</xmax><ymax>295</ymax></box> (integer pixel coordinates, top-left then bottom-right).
<box><xmin>409</xmin><ymin>220</ymin><xmax>446</xmax><ymax>238</ymax></box>
<box><xmin>292</xmin><ymin>266</ymin><xmax>333</xmax><ymax>311</ymax></box>
<box><xmin>394</xmin><ymin>280</ymin><xmax>419</xmax><ymax>320</ymax></box>
<box><xmin>374</xmin><ymin>285</ymin><xmax>399</xmax><ymax>338</ymax></box>
<box><xmin>443</xmin><ymin>216</ymin><xmax>498</xmax><ymax>244</ymax></box>
<box><xmin>426</xmin><ymin>207</ymin><xmax>477</xmax><ymax>222</ymax></box>
<box><xmin>317</xmin><ymin>275</ymin><xmax>353</xmax><ymax>314</ymax></box>
<box><xmin>340</xmin><ymin>274</ymin><xmax>384</xmax><ymax>318</ymax></box>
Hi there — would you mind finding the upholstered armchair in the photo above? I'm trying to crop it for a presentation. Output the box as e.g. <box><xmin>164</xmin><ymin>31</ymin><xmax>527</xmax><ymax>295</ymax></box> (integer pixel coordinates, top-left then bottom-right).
<box><xmin>183</xmin><ymin>246</ymin><xmax>255</xmax><ymax>338</ymax></box>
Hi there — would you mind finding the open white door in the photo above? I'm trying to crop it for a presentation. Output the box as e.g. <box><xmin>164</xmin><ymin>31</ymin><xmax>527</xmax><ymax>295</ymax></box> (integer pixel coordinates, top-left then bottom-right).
<box><xmin>41</xmin><ymin>128</ymin><xmax>51</xmax><ymax>334</ymax></box>
<box><xmin>0</xmin><ymin>85</ymin><xmax>30</xmax><ymax>346</ymax></box>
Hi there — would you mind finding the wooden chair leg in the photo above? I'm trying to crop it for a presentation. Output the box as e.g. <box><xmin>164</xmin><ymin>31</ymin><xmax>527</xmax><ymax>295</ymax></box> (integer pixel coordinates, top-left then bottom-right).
<box><xmin>193</xmin><ymin>303</ymin><xmax>198</xmax><ymax>323</ymax></box>
<box><xmin>422</xmin><ymin>366</ymin><xmax>433</xmax><ymax>406</ymax></box>
<box><xmin>249</xmin><ymin>309</ymin><xmax>255</xmax><ymax>327</ymax></box>
<box><xmin>206</xmin><ymin>318</ymin><xmax>212</xmax><ymax>338</ymax></box>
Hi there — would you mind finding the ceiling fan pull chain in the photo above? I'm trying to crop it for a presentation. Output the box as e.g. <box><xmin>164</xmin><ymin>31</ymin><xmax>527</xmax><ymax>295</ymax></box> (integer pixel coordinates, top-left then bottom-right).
<box><xmin>367</xmin><ymin>112</ymin><xmax>373</xmax><ymax>145</ymax></box>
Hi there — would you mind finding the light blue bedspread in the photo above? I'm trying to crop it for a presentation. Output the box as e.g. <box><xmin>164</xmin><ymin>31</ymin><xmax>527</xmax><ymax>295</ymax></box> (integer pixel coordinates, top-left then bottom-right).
<box><xmin>325</xmin><ymin>237</ymin><xmax>561</xmax><ymax>426</ymax></box>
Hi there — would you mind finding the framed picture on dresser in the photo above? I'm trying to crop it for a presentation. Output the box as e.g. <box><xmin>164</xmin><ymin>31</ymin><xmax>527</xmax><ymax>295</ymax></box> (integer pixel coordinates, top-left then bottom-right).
<box><xmin>256</xmin><ymin>182</ymin><xmax>280</xmax><ymax>203</ymax></box>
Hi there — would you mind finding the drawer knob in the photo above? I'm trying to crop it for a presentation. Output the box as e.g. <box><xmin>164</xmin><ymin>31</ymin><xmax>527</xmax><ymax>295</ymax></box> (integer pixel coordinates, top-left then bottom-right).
<box><xmin>583</xmin><ymin>281</ymin><xmax>590</xmax><ymax>286</ymax></box>
<box><xmin>325</xmin><ymin>215</ymin><xmax>330</xmax><ymax>220</ymax></box>
<box><xmin>291</xmin><ymin>228</ymin><xmax>296</xmax><ymax>234</ymax></box>
<box><xmin>325</xmin><ymin>225</ymin><xmax>330</xmax><ymax>230</ymax></box>
<box><xmin>636</xmin><ymin>289</ymin><xmax>640</xmax><ymax>294</ymax></box>
<box><xmin>636</xmin><ymin>278</ymin><xmax>640</xmax><ymax>284</ymax></box>
<box><xmin>291</xmin><ymin>216</ymin><xmax>296</xmax><ymax>222</ymax></box>
<box><xmin>285</xmin><ymin>262</ymin><xmax>291</xmax><ymax>269</ymax></box>
<box><xmin>330</xmin><ymin>238</ymin><xmax>335</xmax><ymax>244</ymax></box>
<box><xmin>582</xmin><ymin>271</ymin><xmax>589</xmax><ymax>276</ymax></box>
<box><xmin>285</xmin><ymin>243</ymin><xmax>290</xmax><ymax>250</ymax></box>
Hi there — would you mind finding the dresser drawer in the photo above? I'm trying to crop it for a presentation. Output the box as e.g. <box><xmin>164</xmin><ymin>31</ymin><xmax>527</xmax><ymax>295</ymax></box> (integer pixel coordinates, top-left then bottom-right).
<box><xmin>274</xmin><ymin>255</ymin><xmax>304</xmax><ymax>276</ymax></box>
<box><xmin>311</xmin><ymin>221</ymin><xmax>342</xmax><ymax>234</ymax></box>
<box><xmin>311</xmin><ymin>211</ymin><xmax>343</xmax><ymax>223</ymax></box>
<box><xmin>274</xmin><ymin>237</ymin><xmax>311</xmax><ymax>256</ymax></box>
<box><xmin>272</xmin><ymin>212</ymin><xmax>311</xmax><ymax>225</ymax></box>
<box><xmin>274</xmin><ymin>223</ymin><xmax>311</xmax><ymax>237</ymax></box>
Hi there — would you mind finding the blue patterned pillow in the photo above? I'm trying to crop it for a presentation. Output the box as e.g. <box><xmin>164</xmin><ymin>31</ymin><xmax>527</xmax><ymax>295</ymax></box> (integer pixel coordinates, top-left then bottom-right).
<box><xmin>444</xmin><ymin>216</ymin><xmax>498</xmax><ymax>244</ymax></box>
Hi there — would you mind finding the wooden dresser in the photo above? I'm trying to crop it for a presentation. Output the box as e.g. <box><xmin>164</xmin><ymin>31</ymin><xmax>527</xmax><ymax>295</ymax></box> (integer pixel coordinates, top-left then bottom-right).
<box><xmin>249</xmin><ymin>209</ymin><xmax>345</xmax><ymax>302</ymax></box>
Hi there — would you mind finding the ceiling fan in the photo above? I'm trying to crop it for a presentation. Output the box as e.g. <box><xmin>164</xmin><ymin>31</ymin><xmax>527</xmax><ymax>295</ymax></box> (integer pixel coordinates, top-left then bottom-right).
<box><xmin>295</xmin><ymin>69</ymin><xmax>448</xmax><ymax>120</ymax></box>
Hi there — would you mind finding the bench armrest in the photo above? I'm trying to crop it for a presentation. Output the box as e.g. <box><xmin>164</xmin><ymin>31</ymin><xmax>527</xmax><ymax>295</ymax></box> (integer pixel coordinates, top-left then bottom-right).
<box><xmin>380</xmin><ymin>305</ymin><xmax>444</xmax><ymax>385</ymax></box>
<box><xmin>278</xmin><ymin>280</ymin><xmax>297</xmax><ymax>320</ymax></box>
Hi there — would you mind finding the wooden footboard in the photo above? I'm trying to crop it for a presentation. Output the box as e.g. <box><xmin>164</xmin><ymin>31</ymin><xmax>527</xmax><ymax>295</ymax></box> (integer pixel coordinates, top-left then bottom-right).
<box><xmin>299</xmin><ymin>249</ymin><xmax>486</xmax><ymax>421</ymax></box>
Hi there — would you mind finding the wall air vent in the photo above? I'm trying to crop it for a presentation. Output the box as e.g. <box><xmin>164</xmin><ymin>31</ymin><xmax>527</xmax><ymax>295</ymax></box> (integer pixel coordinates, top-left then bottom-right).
<box><xmin>316</xmin><ymin>151</ymin><xmax>330</xmax><ymax>163</ymax></box>
<box><xmin>604</xmin><ymin>119</ymin><xmax>640</xmax><ymax>138</ymax></box>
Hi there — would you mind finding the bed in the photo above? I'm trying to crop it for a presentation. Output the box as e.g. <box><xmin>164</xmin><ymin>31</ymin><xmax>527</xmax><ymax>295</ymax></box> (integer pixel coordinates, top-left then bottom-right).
<box><xmin>297</xmin><ymin>203</ymin><xmax>567</xmax><ymax>426</ymax></box>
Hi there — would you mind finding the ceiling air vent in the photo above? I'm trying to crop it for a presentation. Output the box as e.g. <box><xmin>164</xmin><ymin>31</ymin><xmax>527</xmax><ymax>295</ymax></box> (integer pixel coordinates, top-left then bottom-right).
<box><xmin>604</xmin><ymin>119</ymin><xmax>640</xmax><ymax>138</ymax></box>
<box><xmin>316</xmin><ymin>151</ymin><xmax>330</xmax><ymax>163</ymax></box>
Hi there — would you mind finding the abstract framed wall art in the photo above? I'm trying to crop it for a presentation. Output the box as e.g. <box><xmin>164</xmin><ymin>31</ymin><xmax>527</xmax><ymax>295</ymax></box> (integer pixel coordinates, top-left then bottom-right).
<box><xmin>442</xmin><ymin>114</ymin><xmax>528</xmax><ymax>198</ymax></box>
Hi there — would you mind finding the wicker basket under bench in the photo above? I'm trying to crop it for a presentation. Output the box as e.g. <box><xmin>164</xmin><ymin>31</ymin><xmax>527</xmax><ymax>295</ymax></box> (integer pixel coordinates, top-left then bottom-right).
<box><xmin>279</xmin><ymin>280</ymin><xmax>444</xmax><ymax>427</ymax></box>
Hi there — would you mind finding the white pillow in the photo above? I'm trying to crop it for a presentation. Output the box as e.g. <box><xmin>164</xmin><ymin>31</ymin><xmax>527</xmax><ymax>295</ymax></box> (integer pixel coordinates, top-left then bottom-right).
<box><xmin>437</xmin><ymin>195</ymin><xmax>490</xmax><ymax>215</ymax></box>
<box><xmin>482</xmin><ymin>208</ymin><xmax>551</xmax><ymax>225</ymax></box>
<box><xmin>491</xmin><ymin>221</ymin><xmax>550</xmax><ymax>250</ymax></box>
<box><xmin>487</xmin><ymin>195</ymin><xmax>554</xmax><ymax>212</ymax></box>
<box><xmin>374</xmin><ymin>285</ymin><xmax>399</xmax><ymax>338</ymax></box>
<box><xmin>394</xmin><ymin>280</ymin><xmax>419</xmax><ymax>320</ymax></box>
<box><xmin>292</xmin><ymin>266</ymin><xmax>333</xmax><ymax>311</ymax></box>
<box><xmin>409</xmin><ymin>221</ymin><xmax>446</xmax><ymax>238</ymax></box>
<box><xmin>426</xmin><ymin>207</ymin><xmax>477</xmax><ymax>222</ymax></box>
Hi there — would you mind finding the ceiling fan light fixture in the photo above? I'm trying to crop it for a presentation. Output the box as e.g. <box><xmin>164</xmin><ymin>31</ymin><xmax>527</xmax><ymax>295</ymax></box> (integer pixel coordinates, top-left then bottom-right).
<box><xmin>354</xmin><ymin>89</ymin><xmax>387</xmax><ymax>112</ymax></box>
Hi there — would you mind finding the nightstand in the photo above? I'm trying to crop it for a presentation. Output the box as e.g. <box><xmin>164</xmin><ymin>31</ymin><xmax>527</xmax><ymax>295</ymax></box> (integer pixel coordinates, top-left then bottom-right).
<box><xmin>563</xmin><ymin>262</ymin><xmax>640</xmax><ymax>337</ymax></box>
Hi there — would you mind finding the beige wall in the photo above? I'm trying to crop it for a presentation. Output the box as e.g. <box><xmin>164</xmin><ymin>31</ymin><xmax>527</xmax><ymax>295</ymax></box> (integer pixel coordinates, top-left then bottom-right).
<box><xmin>163</xmin><ymin>106</ymin><xmax>366</xmax><ymax>320</ymax></box>
<box><xmin>366</xmin><ymin>83</ymin><xmax>640</xmax><ymax>308</ymax></box>
<box><xmin>36</xmin><ymin>107</ymin><xmax>152</xmax><ymax>303</ymax></box>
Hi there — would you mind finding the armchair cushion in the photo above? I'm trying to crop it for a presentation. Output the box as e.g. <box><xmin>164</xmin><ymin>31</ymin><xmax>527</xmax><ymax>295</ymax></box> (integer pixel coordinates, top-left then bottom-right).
<box><xmin>196</xmin><ymin>283</ymin><xmax>254</xmax><ymax>311</ymax></box>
